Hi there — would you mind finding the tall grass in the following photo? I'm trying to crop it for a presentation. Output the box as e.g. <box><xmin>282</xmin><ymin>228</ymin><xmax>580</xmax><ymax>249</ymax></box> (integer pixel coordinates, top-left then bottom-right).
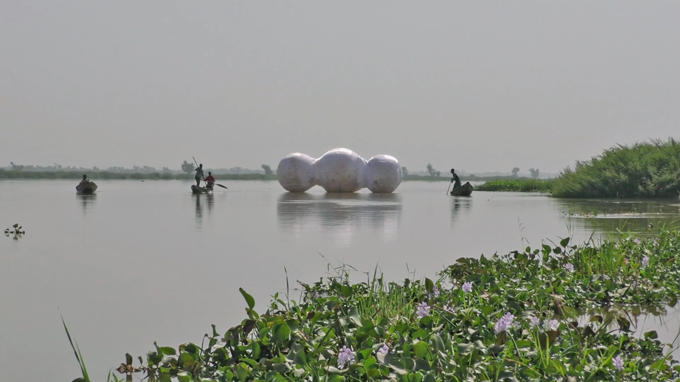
<box><xmin>552</xmin><ymin>138</ymin><xmax>680</xmax><ymax>198</ymax></box>
<box><xmin>476</xmin><ymin>178</ymin><xmax>553</xmax><ymax>192</ymax></box>
<box><xmin>62</xmin><ymin>314</ymin><xmax>120</xmax><ymax>382</ymax></box>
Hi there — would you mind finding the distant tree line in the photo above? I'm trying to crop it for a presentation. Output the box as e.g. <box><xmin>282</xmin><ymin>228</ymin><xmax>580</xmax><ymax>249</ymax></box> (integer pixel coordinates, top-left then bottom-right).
<box><xmin>4</xmin><ymin>161</ymin><xmax>278</xmax><ymax>176</ymax></box>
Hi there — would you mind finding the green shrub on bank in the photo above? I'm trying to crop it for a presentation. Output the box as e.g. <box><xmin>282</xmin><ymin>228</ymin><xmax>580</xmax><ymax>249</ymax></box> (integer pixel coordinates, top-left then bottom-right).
<box><xmin>104</xmin><ymin>230</ymin><xmax>680</xmax><ymax>381</ymax></box>
<box><xmin>552</xmin><ymin>138</ymin><xmax>680</xmax><ymax>198</ymax></box>
<box><xmin>476</xmin><ymin>178</ymin><xmax>553</xmax><ymax>193</ymax></box>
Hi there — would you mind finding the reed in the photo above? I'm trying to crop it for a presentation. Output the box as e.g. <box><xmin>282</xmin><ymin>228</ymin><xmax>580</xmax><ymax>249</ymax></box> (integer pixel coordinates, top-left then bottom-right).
<box><xmin>552</xmin><ymin>138</ymin><xmax>680</xmax><ymax>198</ymax></box>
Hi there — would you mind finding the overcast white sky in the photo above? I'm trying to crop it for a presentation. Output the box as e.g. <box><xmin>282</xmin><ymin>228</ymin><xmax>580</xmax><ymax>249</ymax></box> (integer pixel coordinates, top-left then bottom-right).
<box><xmin>1</xmin><ymin>1</ymin><xmax>679</xmax><ymax>174</ymax></box>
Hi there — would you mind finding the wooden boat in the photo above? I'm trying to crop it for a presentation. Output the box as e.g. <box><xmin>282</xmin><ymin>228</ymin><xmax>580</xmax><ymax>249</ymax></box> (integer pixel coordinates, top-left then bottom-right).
<box><xmin>450</xmin><ymin>182</ymin><xmax>473</xmax><ymax>196</ymax></box>
<box><xmin>76</xmin><ymin>181</ymin><xmax>98</xmax><ymax>194</ymax></box>
<box><xmin>191</xmin><ymin>184</ymin><xmax>213</xmax><ymax>194</ymax></box>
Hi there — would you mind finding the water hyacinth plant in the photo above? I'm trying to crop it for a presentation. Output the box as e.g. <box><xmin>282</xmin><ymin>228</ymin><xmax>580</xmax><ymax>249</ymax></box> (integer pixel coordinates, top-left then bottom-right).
<box><xmin>4</xmin><ymin>223</ymin><xmax>25</xmax><ymax>240</ymax></box>
<box><xmin>105</xmin><ymin>230</ymin><xmax>680</xmax><ymax>381</ymax></box>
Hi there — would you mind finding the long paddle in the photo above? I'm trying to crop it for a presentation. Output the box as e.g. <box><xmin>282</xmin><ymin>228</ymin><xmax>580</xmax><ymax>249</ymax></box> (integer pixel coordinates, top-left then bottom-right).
<box><xmin>446</xmin><ymin>179</ymin><xmax>453</xmax><ymax>195</ymax></box>
<box><xmin>192</xmin><ymin>156</ymin><xmax>228</xmax><ymax>190</ymax></box>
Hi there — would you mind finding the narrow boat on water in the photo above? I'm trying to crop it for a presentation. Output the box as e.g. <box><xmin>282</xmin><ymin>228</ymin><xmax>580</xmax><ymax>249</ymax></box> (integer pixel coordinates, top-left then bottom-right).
<box><xmin>76</xmin><ymin>181</ymin><xmax>98</xmax><ymax>194</ymax></box>
<box><xmin>191</xmin><ymin>184</ymin><xmax>213</xmax><ymax>194</ymax></box>
<box><xmin>450</xmin><ymin>182</ymin><xmax>474</xmax><ymax>196</ymax></box>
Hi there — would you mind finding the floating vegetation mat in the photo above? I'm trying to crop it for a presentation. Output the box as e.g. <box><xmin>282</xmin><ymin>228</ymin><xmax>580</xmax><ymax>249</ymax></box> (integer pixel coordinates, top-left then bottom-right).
<box><xmin>104</xmin><ymin>231</ymin><xmax>680</xmax><ymax>381</ymax></box>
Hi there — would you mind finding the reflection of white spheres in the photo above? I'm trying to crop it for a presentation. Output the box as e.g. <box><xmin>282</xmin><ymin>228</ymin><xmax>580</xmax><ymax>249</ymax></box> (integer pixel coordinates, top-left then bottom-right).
<box><xmin>365</xmin><ymin>155</ymin><xmax>403</xmax><ymax>193</ymax></box>
<box><xmin>276</xmin><ymin>153</ymin><xmax>316</xmax><ymax>192</ymax></box>
<box><xmin>313</xmin><ymin>148</ymin><xmax>367</xmax><ymax>193</ymax></box>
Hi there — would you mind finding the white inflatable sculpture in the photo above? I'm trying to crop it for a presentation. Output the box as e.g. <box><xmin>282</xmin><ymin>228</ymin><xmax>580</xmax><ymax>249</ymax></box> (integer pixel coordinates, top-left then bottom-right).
<box><xmin>276</xmin><ymin>153</ymin><xmax>316</xmax><ymax>192</ymax></box>
<box><xmin>277</xmin><ymin>148</ymin><xmax>402</xmax><ymax>193</ymax></box>
<box><xmin>365</xmin><ymin>154</ymin><xmax>403</xmax><ymax>193</ymax></box>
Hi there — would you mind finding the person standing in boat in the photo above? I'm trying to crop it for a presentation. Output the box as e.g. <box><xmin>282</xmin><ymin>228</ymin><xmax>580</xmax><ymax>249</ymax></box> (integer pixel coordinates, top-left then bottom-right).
<box><xmin>194</xmin><ymin>164</ymin><xmax>204</xmax><ymax>187</ymax></box>
<box><xmin>450</xmin><ymin>168</ymin><xmax>462</xmax><ymax>190</ymax></box>
<box><xmin>81</xmin><ymin>174</ymin><xmax>89</xmax><ymax>183</ymax></box>
<box><xmin>204</xmin><ymin>172</ymin><xmax>215</xmax><ymax>188</ymax></box>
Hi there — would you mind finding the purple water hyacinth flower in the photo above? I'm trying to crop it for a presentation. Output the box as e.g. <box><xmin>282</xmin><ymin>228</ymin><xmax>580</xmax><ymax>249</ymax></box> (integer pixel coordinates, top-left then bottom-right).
<box><xmin>433</xmin><ymin>285</ymin><xmax>440</xmax><ymax>298</ymax></box>
<box><xmin>633</xmin><ymin>238</ymin><xmax>641</xmax><ymax>244</ymax></box>
<box><xmin>378</xmin><ymin>344</ymin><xmax>389</xmax><ymax>354</ymax></box>
<box><xmin>494</xmin><ymin>312</ymin><xmax>515</xmax><ymax>335</ymax></box>
<box><xmin>546</xmin><ymin>319</ymin><xmax>559</xmax><ymax>331</ymax></box>
<box><xmin>564</xmin><ymin>263</ymin><xmax>574</xmax><ymax>273</ymax></box>
<box><xmin>416</xmin><ymin>301</ymin><xmax>430</xmax><ymax>319</ymax></box>
<box><xmin>462</xmin><ymin>282</ymin><xmax>473</xmax><ymax>293</ymax></box>
<box><xmin>642</xmin><ymin>255</ymin><xmax>650</xmax><ymax>268</ymax></box>
<box><xmin>529</xmin><ymin>316</ymin><xmax>541</xmax><ymax>329</ymax></box>
<box><xmin>337</xmin><ymin>346</ymin><xmax>355</xmax><ymax>369</ymax></box>
<box><xmin>613</xmin><ymin>355</ymin><xmax>624</xmax><ymax>371</ymax></box>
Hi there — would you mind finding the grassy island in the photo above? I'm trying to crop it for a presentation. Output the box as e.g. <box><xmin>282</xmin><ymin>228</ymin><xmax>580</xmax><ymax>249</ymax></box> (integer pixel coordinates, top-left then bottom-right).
<box><xmin>551</xmin><ymin>139</ymin><xmax>680</xmax><ymax>198</ymax></box>
<box><xmin>475</xmin><ymin>179</ymin><xmax>554</xmax><ymax>193</ymax></box>
<box><xmin>72</xmin><ymin>229</ymin><xmax>680</xmax><ymax>382</ymax></box>
<box><xmin>474</xmin><ymin>138</ymin><xmax>680</xmax><ymax>198</ymax></box>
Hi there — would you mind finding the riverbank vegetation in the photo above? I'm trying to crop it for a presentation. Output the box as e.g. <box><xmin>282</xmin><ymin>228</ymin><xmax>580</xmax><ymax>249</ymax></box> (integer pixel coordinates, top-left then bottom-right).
<box><xmin>1</xmin><ymin>169</ymin><xmax>533</xmax><ymax>183</ymax></box>
<box><xmin>551</xmin><ymin>138</ymin><xmax>680</xmax><ymax>198</ymax></box>
<box><xmin>93</xmin><ymin>229</ymin><xmax>680</xmax><ymax>381</ymax></box>
<box><xmin>475</xmin><ymin>178</ymin><xmax>554</xmax><ymax>193</ymax></box>
<box><xmin>0</xmin><ymin>170</ymin><xmax>278</xmax><ymax>181</ymax></box>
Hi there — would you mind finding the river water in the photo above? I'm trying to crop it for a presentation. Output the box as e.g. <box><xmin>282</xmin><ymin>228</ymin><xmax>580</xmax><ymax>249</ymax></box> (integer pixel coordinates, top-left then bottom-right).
<box><xmin>1</xmin><ymin>179</ymin><xmax>679</xmax><ymax>381</ymax></box>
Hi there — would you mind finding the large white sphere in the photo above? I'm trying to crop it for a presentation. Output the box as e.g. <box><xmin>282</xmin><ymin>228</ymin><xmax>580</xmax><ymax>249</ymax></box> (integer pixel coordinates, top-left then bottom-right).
<box><xmin>277</xmin><ymin>153</ymin><xmax>316</xmax><ymax>192</ymax></box>
<box><xmin>365</xmin><ymin>155</ymin><xmax>403</xmax><ymax>193</ymax></box>
<box><xmin>313</xmin><ymin>148</ymin><xmax>367</xmax><ymax>193</ymax></box>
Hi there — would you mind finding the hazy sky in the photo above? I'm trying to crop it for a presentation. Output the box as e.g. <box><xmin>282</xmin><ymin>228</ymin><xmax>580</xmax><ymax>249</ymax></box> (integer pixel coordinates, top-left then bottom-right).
<box><xmin>1</xmin><ymin>1</ymin><xmax>679</xmax><ymax>174</ymax></box>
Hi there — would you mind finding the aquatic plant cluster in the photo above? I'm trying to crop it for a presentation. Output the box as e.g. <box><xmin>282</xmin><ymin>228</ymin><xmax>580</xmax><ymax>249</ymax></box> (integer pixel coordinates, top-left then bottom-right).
<box><xmin>4</xmin><ymin>223</ymin><xmax>25</xmax><ymax>240</ymax></box>
<box><xmin>552</xmin><ymin>138</ymin><xmax>680</xmax><ymax>198</ymax></box>
<box><xmin>475</xmin><ymin>179</ymin><xmax>554</xmax><ymax>193</ymax></box>
<box><xmin>97</xmin><ymin>230</ymin><xmax>680</xmax><ymax>381</ymax></box>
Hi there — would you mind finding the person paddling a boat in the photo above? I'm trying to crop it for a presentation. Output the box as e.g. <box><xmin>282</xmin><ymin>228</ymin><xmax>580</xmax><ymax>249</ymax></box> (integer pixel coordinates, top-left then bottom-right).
<box><xmin>194</xmin><ymin>164</ymin><xmax>204</xmax><ymax>187</ymax></box>
<box><xmin>81</xmin><ymin>174</ymin><xmax>90</xmax><ymax>183</ymax></box>
<box><xmin>450</xmin><ymin>168</ymin><xmax>462</xmax><ymax>190</ymax></box>
<box><xmin>204</xmin><ymin>172</ymin><xmax>215</xmax><ymax>189</ymax></box>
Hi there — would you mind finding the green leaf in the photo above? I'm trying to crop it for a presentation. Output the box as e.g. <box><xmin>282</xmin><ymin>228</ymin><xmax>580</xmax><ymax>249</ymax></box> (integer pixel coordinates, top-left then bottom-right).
<box><xmin>560</xmin><ymin>237</ymin><xmax>570</xmax><ymax>247</ymax></box>
<box><xmin>159</xmin><ymin>346</ymin><xmax>176</xmax><ymax>356</ymax></box>
<box><xmin>235</xmin><ymin>363</ymin><xmax>250</xmax><ymax>381</ymax></box>
<box><xmin>239</xmin><ymin>288</ymin><xmax>255</xmax><ymax>310</ymax></box>
<box><xmin>177</xmin><ymin>371</ymin><xmax>193</xmax><ymax>382</ymax></box>
<box><xmin>542</xmin><ymin>244</ymin><xmax>551</xmax><ymax>254</ymax></box>
<box><xmin>432</xmin><ymin>334</ymin><xmax>445</xmax><ymax>353</ymax></box>
<box><xmin>425</xmin><ymin>278</ymin><xmax>434</xmax><ymax>294</ymax></box>
<box><xmin>644</xmin><ymin>330</ymin><xmax>659</xmax><ymax>339</ymax></box>
<box><xmin>349</xmin><ymin>306</ymin><xmax>361</xmax><ymax>327</ymax></box>
<box><xmin>251</xmin><ymin>341</ymin><xmax>261</xmax><ymax>359</ymax></box>
<box><xmin>413</xmin><ymin>341</ymin><xmax>429</xmax><ymax>358</ymax></box>
<box><xmin>341</xmin><ymin>285</ymin><xmax>352</xmax><ymax>298</ymax></box>
<box><xmin>274</xmin><ymin>322</ymin><xmax>291</xmax><ymax>343</ymax></box>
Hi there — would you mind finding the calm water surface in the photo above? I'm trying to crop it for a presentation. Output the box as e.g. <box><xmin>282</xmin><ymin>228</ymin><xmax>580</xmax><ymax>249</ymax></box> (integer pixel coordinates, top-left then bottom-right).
<box><xmin>1</xmin><ymin>179</ymin><xmax>680</xmax><ymax>380</ymax></box>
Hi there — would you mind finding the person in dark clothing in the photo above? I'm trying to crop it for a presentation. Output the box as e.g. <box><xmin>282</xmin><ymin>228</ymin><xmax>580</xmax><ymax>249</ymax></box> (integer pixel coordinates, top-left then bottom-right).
<box><xmin>195</xmin><ymin>164</ymin><xmax>204</xmax><ymax>187</ymax></box>
<box><xmin>450</xmin><ymin>168</ymin><xmax>461</xmax><ymax>189</ymax></box>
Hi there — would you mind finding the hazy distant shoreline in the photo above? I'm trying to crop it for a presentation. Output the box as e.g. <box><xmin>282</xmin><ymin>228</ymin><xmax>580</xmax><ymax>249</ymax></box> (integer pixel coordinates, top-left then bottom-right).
<box><xmin>0</xmin><ymin>170</ymin><xmax>536</xmax><ymax>183</ymax></box>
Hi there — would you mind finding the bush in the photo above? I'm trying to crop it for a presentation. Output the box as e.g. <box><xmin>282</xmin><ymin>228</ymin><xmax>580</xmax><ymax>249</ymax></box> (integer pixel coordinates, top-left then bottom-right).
<box><xmin>552</xmin><ymin>138</ymin><xmax>680</xmax><ymax>198</ymax></box>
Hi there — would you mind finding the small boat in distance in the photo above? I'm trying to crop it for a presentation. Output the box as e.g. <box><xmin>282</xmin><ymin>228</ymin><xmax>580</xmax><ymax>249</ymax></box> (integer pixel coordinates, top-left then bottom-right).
<box><xmin>76</xmin><ymin>181</ymin><xmax>98</xmax><ymax>194</ymax></box>
<box><xmin>191</xmin><ymin>184</ymin><xmax>213</xmax><ymax>194</ymax></box>
<box><xmin>450</xmin><ymin>182</ymin><xmax>473</xmax><ymax>196</ymax></box>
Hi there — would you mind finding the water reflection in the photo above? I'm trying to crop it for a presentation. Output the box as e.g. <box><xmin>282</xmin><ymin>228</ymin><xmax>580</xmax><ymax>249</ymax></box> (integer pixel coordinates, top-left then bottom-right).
<box><xmin>555</xmin><ymin>198</ymin><xmax>680</xmax><ymax>236</ymax></box>
<box><xmin>277</xmin><ymin>193</ymin><xmax>402</xmax><ymax>245</ymax></box>
<box><xmin>76</xmin><ymin>194</ymin><xmax>97</xmax><ymax>215</ymax></box>
<box><xmin>450</xmin><ymin>196</ymin><xmax>473</xmax><ymax>227</ymax></box>
<box><xmin>577</xmin><ymin>304</ymin><xmax>680</xmax><ymax>356</ymax></box>
<box><xmin>194</xmin><ymin>193</ymin><xmax>215</xmax><ymax>226</ymax></box>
